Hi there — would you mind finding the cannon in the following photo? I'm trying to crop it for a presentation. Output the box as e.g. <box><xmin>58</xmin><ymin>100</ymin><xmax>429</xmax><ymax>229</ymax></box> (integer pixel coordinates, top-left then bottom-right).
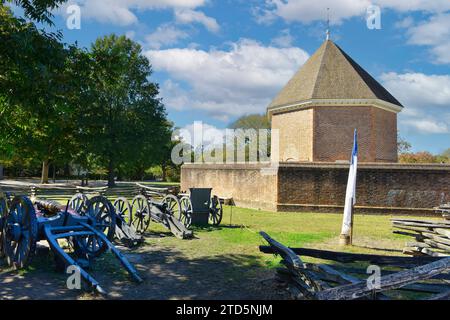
<box><xmin>69</xmin><ymin>189</ymin><xmax>144</xmax><ymax>248</ymax></box>
<box><xmin>178</xmin><ymin>188</ymin><xmax>223</xmax><ymax>228</ymax></box>
<box><xmin>0</xmin><ymin>192</ymin><xmax>143</xmax><ymax>294</ymax></box>
<box><xmin>120</xmin><ymin>184</ymin><xmax>193</xmax><ymax>239</ymax></box>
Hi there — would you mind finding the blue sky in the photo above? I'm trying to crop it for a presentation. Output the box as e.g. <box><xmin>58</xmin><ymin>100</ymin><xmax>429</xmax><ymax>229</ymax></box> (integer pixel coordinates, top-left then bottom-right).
<box><xmin>11</xmin><ymin>0</ymin><xmax>450</xmax><ymax>153</ymax></box>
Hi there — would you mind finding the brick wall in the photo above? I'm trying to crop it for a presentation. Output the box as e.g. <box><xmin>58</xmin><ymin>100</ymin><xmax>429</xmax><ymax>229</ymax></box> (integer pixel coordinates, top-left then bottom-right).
<box><xmin>373</xmin><ymin>108</ymin><xmax>398</xmax><ymax>162</ymax></box>
<box><xmin>277</xmin><ymin>163</ymin><xmax>450</xmax><ymax>215</ymax></box>
<box><xmin>182</xmin><ymin>163</ymin><xmax>450</xmax><ymax>215</ymax></box>
<box><xmin>181</xmin><ymin>164</ymin><xmax>278</xmax><ymax>211</ymax></box>
<box><xmin>271</xmin><ymin>108</ymin><xmax>313</xmax><ymax>162</ymax></box>
<box><xmin>271</xmin><ymin>106</ymin><xmax>398</xmax><ymax>164</ymax></box>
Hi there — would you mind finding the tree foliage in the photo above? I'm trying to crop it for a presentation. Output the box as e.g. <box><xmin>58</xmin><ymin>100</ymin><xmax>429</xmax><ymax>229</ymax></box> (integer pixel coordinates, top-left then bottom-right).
<box><xmin>81</xmin><ymin>35</ymin><xmax>171</xmax><ymax>186</ymax></box>
<box><xmin>1</xmin><ymin>4</ymin><xmax>173</xmax><ymax>183</ymax></box>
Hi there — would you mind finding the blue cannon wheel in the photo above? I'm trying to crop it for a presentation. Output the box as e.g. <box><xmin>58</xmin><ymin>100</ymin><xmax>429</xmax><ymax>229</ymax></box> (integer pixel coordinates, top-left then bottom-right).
<box><xmin>69</xmin><ymin>193</ymin><xmax>88</xmax><ymax>215</ymax></box>
<box><xmin>131</xmin><ymin>195</ymin><xmax>151</xmax><ymax>234</ymax></box>
<box><xmin>2</xmin><ymin>196</ymin><xmax>38</xmax><ymax>269</ymax></box>
<box><xmin>0</xmin><ymin>193</ymin><xmax>8</xmax><ymax>258</ymax></box>
<box><xmin>73</xmin><ymin>196</ymin><xmax>116</xmax><ymax>258</ymax></box>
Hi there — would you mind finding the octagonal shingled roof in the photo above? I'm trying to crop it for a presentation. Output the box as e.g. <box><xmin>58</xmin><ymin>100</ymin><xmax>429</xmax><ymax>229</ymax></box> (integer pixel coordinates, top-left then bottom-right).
<box><xmin>267</xmin><ymin>40</ymin><xmax>404</xmax><ymax>111</ymax></box>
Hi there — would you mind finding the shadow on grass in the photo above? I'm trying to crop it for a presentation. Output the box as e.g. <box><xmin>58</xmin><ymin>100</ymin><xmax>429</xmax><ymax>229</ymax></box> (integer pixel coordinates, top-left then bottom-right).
<box><xmin>0</xmin><ymin>245</ymin><xmax>280</xmax><ymax>300</ymax></box>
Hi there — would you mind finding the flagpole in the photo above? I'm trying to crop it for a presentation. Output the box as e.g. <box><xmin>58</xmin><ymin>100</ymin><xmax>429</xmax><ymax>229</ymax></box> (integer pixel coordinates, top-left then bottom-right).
<box><xmin>340</xmin><ymin>130</ymin><xmax>358</xmax><ymax>246</ymax></box>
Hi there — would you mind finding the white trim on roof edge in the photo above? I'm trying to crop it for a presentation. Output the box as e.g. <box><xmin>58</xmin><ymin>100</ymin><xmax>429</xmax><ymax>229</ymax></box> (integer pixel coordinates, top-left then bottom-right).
<box><xmin>267</xmin><ymin>99</ymin><xmax>403</xmax><ymax>118</ymax></box>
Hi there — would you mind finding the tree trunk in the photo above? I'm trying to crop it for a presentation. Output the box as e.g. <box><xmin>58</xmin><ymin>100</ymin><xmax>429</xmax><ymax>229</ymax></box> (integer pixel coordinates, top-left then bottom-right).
<box><xmin>161</xmin><ymin>164</ymin><xmax>167</xmax><ymax>182</ymax></box>
<box><xmin>52</xmin><ymin>164</ymin><xmax>56</xmax><ymax>183</ymax></box>
<box><xmin>41</xmin><ymin>160</ymin><xmax>50</xmax><ymax>184</ymax></box>
<box><xmin>107</xmin><ymin>159</ymin><xmax>116</xmax><ymax>188</ymax></box>
<box><xmin>0</xmin><ymin>165</ymin><xmax>3</xmax><ymax>180</ymax></box>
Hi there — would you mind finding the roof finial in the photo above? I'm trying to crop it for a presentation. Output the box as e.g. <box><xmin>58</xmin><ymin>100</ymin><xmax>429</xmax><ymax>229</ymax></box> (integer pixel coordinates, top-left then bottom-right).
<box><xmin>326</xmin><ymin>8</ymin><xmax>331</xmax><ymax>41</ymax></box>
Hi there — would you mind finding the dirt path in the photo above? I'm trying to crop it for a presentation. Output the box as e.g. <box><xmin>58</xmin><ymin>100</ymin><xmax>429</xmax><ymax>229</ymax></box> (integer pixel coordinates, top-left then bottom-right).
<box><xmin>0</xmin><ymin>242</ymin><xmax>286</xmax><ymax>300</ymax></box>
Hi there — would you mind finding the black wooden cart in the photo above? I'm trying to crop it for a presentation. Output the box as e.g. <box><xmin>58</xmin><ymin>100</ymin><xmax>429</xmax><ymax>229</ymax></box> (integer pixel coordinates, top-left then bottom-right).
<box><xmin>178</xmin><ymin>188</ymin><xmax>223</xmax><ymax>228</ymax></box>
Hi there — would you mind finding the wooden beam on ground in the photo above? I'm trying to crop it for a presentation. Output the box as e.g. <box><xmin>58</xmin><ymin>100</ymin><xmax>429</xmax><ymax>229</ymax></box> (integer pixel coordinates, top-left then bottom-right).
<box><xmin>315</xmin><ymin>257</ymin><xmax>450</xmax><ymax>300</ymax></box>
<box><xmin>259</xmin><ymin>246</ymin><xmax>440</xmax><ymax>266</ymax></box>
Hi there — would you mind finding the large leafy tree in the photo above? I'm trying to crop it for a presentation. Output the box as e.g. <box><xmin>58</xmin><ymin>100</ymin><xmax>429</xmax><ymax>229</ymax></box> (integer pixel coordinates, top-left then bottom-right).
<box><xmin>82</xmin><ymin>35</ymin><xmax>171</xmax><ymax>187</ymax></box>
<box><xmin>0</xmin><ymin>4</ymin><xmax>76</xmax><ymax>183</ymax></box>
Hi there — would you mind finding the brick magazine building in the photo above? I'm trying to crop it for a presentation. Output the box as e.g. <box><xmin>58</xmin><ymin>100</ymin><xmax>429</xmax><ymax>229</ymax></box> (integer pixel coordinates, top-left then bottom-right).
<box><xmin>182</xmin><ymin>40</ymin><xmax>450</xmax><ymax>215</ymax></box>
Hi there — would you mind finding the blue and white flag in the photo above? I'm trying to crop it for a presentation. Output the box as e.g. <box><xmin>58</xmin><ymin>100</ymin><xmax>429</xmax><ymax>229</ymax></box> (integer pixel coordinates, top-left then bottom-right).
<box><xmin>341</xmin><ymin>129</ymin><xmax>358</xmax><ymax>236</ymax></box>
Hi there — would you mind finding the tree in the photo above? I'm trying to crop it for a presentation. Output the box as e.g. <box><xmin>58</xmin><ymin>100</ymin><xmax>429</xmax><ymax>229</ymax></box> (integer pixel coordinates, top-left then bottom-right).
<box><xmin>81</xmin><ymin>35</ymin><xmax>171</xmax><ymax>187</ymax></box>
<box><xmin>227</xmin><ymin>114</ymin><xmax>271</xmax><ymax>162</ymax></box>
<box><xmin>399</xmin><ymin>151</ymin><xmax>439</xmax><ymax>164</ymax></box>
<box><xmin>0</xmin><ymin>4</ymin><xmax>79</xmax><ymax>183</ymax></box>
<box><xmin>5</xmin><ymin>0</ymin><xmax>66</xmax><ymax>25</ymax></box>
<box><xmin>229</xmin><ymin>114</ymin><xmax>271</xmax><ymax>130</ymax></box>
<box><xmin>397</xmin><ymin>133</ymin><xmax>412</xmax><ymax>155</ymax></box>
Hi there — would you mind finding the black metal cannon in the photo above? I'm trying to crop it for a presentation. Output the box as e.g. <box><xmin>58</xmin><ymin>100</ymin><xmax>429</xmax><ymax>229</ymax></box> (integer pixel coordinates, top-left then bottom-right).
<box><xmin>0</xmin><ymin>192</ymin><xmax>143</xmax><ymax>294</ymax></box>
<box><xmin>178</xmin><ymin>188</ymin><xmax>223</xmax><ymax>228</ymax></box>
<box><xmin>117</xmin><ymin>183</ymin><xmax>193</xmax><ymax>239</ymax></box>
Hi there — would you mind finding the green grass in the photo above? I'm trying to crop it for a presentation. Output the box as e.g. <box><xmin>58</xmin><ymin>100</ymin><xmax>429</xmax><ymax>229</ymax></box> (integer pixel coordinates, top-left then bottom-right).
<box><xmin>144</xmin><ymin>206</ymin><xmax>425</xmax><ymax>270</ymax></box>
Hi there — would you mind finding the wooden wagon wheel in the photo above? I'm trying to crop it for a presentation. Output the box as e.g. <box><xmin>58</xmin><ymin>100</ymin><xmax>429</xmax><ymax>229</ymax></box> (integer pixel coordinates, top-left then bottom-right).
<box><xmin>162</xmin><ymin>195</ymin><xmax>181</xmax><ymax>218</ymax></box>
<box><xmin>2</xmin><ymin>196</ymin><xmax>38</xmax><ymax>269</ymax></box>
<box><xmin>0</xmin><ymin>193</ymin><xmax>8</xmax><ymax>258</ymax></box>
<box><xmin>179</xmin><ymin>196</ymin><xmax>193</xmax><ymax>228</ymax></box>
<box><xmin>131</xmin><ymin>195</ymin><xmax>151</xmax><ymax>234</ymax></box>
<box><xmin>69</xmin><ymin>193</ymin><xmax>88</xmax><ymax>215</ymax></box>
<box><xmin>209</xmin><ymin>195</ymin><xmax>223</xmax><ymax>226</ymax></box>
<box><xmin>73</xmin><ymin>196</ymin><xmax>116</xmax><ymax>258</ymax></box>
<box><xmin>114</xmin><ymin>197</ymin><xmax>132</xmax><ymax>225</ymax></box>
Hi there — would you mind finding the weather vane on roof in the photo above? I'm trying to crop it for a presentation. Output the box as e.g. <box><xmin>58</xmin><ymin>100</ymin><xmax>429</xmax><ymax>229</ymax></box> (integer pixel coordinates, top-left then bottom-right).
<box><xmin>326</xmin><ymin>8</ymin><xmax>331</xmax><ymax>41</ymax></box>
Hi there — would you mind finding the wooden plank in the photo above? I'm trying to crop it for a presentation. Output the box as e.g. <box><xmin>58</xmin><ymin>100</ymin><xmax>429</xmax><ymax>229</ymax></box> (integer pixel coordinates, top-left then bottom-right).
<box><xmin>422</xmin><ymin>233</ymin><xmax>450</xmax><ymax>246</ymax></box>
<box><xmin>406</xmin><ymin>242</ymin><xmax>431</xmax><ymax>249</ymax></box>
<box><xmin>392</xmin><ymin>221</ymin><xmax>445</xmax><ymax>229</ymax></box>
<box><xmin>435</xmin><ymin>228</ymin><xmax>450</xmax><ymax>238</ymax></box>
<box><xmin>392</xmin><ymin>218</ymin><xmax>450</xmax><ymax>226</ymax></box>
<box><xmin>423</xmin><ymin>239</ymin><xmax>450</xmax><ymax>252</ymax></box>
<box><xmin>315</xmin><ymin>257</ymin><xmax>450</xmax><ymax>300</ymax></box>
<box><xmin>259</xmin><ymin>246</ymin><xmax>440</xmax><ymax>265</ymax></box>
<box><xmin>393</xmin><ymin>225</ymin><xmax>435</xmax><ymax>233</ymax></box>
<box><xmin>421</xmin><ymin>248</ymin><xmax>449</xmax><ymax>258</ymax></box>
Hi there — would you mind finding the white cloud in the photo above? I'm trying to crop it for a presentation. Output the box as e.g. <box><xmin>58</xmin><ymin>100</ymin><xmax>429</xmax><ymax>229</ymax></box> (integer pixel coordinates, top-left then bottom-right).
<box><xmin>60</xmin><ymin>0</ymin><xmax>207</xmax><ymax>26</ymax></box>
<box><xmin>255</xmin><ymin>0</ymin><xmax>450</xmax><ymax>25</ymax></box>
<box><xmin>178</xmin><ymin>122</ymin><xmax>226</xmax><ymax>148</ymax></box>
<box><xmin>175</xmin><ymin>9</ymin><xmax>220</xmax><ymax>33</ymax></box>
<box><xmin>146</xmin><ymin>24</ymin><xmax>189</xmax><ymax>49</ymax></box>
<box><xmin>381</xmin><ymin>72</ymin><xmax>450</xmax><ymax>134</ymax></box>
<box><xmin>271</xmin><ymin>29</ymin><xmax>294</xmax><ymax>48</ymax></box>
<box><xmin>146</xmin><ymin>39</ymin><xmax>310</xmax><ymax>121</ymax></box>
<box><xmin>405</xmin><ymin>13</ymin><xmax>450</xmax><ymax>64</ymax></box>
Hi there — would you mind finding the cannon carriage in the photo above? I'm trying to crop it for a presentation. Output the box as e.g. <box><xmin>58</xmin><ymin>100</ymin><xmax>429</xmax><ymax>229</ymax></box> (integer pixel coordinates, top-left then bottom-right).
<box><xmin>124</xmin><ymin>184</ymin><xmax>193</xmax><ymax>239</ymax></box>
<box><xmin>69</xmin><ymin>187</ymin><xmax>144</xmax><ymax>248</ymax></box>
<box><xmin>0</xmin><ymin>191</ymin><xmax>143</xmax><ymax>294</ymax></box>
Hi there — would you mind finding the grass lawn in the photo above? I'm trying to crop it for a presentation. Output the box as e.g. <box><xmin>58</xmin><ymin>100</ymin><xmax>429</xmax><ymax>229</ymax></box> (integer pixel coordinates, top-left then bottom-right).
<box><xmin>145</xmin><ymin>206</ymin><xmax>419</xmax><ymax>269</ymax></box>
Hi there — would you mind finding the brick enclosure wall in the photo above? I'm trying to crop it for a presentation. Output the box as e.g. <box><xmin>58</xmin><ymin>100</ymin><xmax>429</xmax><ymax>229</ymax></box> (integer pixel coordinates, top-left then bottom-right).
<box><xmin>182</xmin><ymin>163</ymin><xmax>450</xmax><ymax>215</ymax></box>
<box><xmin>277</xmin><ymin>163</ymin><xmax>450</xmax><ymax>215</ymax></box>
<box><xmin>271</xmin><ymin>108</ymin><xmax>313</xmax><ymax>162</ymax></box>
<box><xmin>181</xmin><ymin>164</ymin><xmax>278</xmax><ymax>211</ymax></box>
